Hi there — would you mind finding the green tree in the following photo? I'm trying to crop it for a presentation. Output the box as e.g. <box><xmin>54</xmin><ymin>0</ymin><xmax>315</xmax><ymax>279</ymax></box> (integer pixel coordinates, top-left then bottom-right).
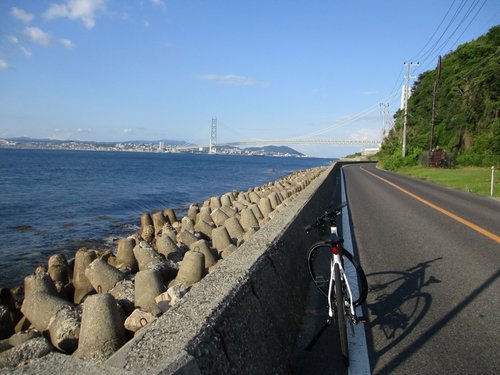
<box><xmin>378</xmin><ymin>26</ymin><xmax>500</xmax><ymax>169</ymax></box>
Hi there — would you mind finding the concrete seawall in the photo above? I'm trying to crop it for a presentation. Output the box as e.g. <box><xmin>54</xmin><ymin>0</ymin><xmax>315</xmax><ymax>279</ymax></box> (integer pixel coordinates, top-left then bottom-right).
<box><xmin>2</xmin><ymin>163</ymin><xmax>342</xmax><ymax>374</ymax></box>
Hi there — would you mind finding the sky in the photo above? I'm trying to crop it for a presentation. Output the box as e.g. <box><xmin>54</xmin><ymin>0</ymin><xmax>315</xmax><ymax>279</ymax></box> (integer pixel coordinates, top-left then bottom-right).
<box><xmin>0</xmin><ymin>0</ymin><xmax>498</xmax><ymax>157</ymax></box>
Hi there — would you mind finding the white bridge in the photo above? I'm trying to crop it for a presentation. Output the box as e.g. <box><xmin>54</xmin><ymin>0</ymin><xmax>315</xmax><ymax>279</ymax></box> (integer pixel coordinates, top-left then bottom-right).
<box><xmin>173</xmin><ymin>139</ymin><xmax>380</xmax><ymax>151</ymax></box>
<box><xmin>225</xmin><ymin>139</ymin><xmax>380</xmax><ymax>146</ymax></box>
<box><xmin>171</xmin><ymin>118</ymin><xmax>381</xmax><ymax>152</ymax></box>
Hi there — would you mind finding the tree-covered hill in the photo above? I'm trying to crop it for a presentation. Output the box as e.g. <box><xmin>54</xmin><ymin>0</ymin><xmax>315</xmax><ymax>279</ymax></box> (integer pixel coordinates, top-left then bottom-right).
<box><xmin>378</xmin><ymin>25</ymin><xmax>499</xmax><ymax>169</ymax></box>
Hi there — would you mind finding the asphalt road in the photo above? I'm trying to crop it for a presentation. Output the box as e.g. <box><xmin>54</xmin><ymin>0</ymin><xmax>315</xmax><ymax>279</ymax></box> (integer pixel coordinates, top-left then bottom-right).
<box><xmin>343</xmin><ymin>163</ymin><xmax>500</xmax><ymax>374</ymax></box>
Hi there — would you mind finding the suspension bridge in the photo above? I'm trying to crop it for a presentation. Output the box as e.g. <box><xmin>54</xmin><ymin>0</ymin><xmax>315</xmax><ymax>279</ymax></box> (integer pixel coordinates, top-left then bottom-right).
<box><xmin>171</xmin><ymin>118</ymin><xmax>382</xmax><ymax>152</ymax></box>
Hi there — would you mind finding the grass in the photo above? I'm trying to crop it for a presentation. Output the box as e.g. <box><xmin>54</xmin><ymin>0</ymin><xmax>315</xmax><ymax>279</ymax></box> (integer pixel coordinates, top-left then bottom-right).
<box><xmin>395</xmin><ymin>166</ymin><xmax>499</xmax><ymax>198</ymax></box>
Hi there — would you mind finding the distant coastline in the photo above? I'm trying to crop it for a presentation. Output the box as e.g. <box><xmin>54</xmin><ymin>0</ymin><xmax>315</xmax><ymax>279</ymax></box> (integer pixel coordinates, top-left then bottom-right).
<box><xmin>0</xmin><ymin>137</ymin><xmax>306</xmax><ymax>158</ymax></box>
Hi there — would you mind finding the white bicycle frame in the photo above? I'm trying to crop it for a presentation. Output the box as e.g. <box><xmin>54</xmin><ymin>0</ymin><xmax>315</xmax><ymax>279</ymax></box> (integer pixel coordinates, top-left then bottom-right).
<box><xmin>327</xmin><ymin>224</ymin><xmax>357</xmax><ymax>321</ymax></box>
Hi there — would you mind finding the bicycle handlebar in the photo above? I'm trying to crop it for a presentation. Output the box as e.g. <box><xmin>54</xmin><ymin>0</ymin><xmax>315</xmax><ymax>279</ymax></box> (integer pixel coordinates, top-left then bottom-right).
<box><xmin>304</xmin><ymin>202</ymin><xmax>347</xmax><ymax>233</ymax></box>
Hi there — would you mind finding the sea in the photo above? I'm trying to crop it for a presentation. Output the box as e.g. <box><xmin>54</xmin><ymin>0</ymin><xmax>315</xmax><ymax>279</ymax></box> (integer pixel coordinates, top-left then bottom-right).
<box><xmin>0</xmin><ymin>148</ymin><xmax>332</xmax><ymax>288</ymax></box>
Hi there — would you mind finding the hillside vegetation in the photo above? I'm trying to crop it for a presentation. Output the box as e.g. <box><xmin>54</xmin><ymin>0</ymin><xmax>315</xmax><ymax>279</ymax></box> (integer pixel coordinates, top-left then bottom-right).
<box><xmin>378</xmin><ymin>26</ymin><xmax>499</xmax><ymax>170</ymax></box>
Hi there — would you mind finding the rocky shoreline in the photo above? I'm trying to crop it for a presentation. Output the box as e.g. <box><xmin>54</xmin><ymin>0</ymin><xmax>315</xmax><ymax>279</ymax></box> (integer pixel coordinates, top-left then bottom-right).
<box><xmin>0</xmin><ymin>166</ymin><xmax>326</xmax><ymax>369</ymax></box>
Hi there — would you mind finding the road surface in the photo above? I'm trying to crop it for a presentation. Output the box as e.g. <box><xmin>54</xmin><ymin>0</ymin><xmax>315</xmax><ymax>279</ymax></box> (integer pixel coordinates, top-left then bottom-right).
<box><xmin>343</xmin><ymin>163</ymin><xmax>500</xmax><ymax>374</ymax></box>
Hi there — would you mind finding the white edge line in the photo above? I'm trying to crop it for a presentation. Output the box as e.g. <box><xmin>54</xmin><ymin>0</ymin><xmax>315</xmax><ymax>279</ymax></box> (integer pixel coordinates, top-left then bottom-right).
<box><xmin>341</xmin><ymin>165</ymin><xmax>371</xmax><ymax>375</ymax></box>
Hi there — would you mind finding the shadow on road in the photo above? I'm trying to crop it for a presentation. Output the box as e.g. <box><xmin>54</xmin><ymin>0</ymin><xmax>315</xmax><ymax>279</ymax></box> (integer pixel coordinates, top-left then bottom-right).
<box><xmin>366</xmin><ymin>258</ymin><xmax>442</xmax><ymax>371</ymax></box>
<box><xmin>373</xmin><ymin>266</ymin><xmax>500</xmax><ymax>374</ymax></box>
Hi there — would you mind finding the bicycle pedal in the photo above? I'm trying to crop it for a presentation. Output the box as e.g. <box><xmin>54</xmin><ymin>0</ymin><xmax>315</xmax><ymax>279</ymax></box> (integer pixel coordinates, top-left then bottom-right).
<box><xmin>355</xmin><ymin>316</ymin><xmax>368</xmax><ymax>324</ymax></box>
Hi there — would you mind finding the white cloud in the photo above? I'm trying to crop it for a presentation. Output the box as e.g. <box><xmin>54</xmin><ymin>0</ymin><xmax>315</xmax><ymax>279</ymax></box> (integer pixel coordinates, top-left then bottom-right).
<box><xmin>76</xmin><ymin>128</ymin><xmax>92</xmax><ymax>133</ymax></box>
<box><xmin>25</xmin><ymin>27</ymin><xmax>51</xmax><ymax>46</ymax></box>
<box><xmin>7</xmin><ymin>35</ymin><xmax>19</xmax><ymax>44</ymax></box>
<box><xmin>151</xmin><ymin>0</ymin><xmax>167</xmax><ymax>12</ymax></box>
<box><xmin>50</xmin><ymin>128</ymin><xmax>94</xmax><ymax>140</ymax></box>
<box><xmin>49</xmin><ymin>131</ymin><xmax>68</xmax><ymax>140</ymax></box>
<box><xmin>10</xmin><ymin>7</ymin><xmax>35</xmax><ymax>23</ymax></box>
<box><xmin>198</xmin><ymin>74</ymin><xmax>265</xmax><ymax>87</ymax></box>
<box><xmin>19</xmin><ymin>46</ymin><xmax>32</xmax><ymax>57</ymax></box>
<box><xmin>59</xmin><ymin>39</ymin><xmax>75</xmax><ymax>49</ymax></box>
<box><xmin>22</xmin><ymin>27</ymin><xmax>74</xmax><ymax>51</ymax></box>
<box><xmin>45</xmin><ymin>0</ymin><xmax>106</xmax><ymax>29</ymax></box>
<box><xmin>348</xmin><ymin>128</ymin><xmax>381</xmax><ymax>142</ymax></box>
<box><xmin>123</xmin><ymin>128</ymin><xmax>134</xmax><ymax>134</ymax></box>
<box><xmin>7</xmin><ymin>37</ymin><xmax>32</xmax><ymax>57</ymax></box>
<box><xmin>0</xmin><ymin>59</ymin><xmax>8</xmax><ymax>69</ymax></box>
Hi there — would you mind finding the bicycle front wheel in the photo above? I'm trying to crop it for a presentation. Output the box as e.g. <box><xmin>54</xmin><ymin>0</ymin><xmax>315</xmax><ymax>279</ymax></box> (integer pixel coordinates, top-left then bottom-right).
<box><xmin>307</xmin><ymin>241</ymin><xmax>368</xmax><ymax>306</ymax></box>
<box><xmin>334</xmin><ymin>263</ymin><xmax>349</xmax><ymax>366</ymax></box>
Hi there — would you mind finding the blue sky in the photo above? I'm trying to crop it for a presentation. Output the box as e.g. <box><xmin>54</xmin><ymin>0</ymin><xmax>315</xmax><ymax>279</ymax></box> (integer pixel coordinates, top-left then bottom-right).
<box><xmin>0</xmin><ymin>1</ymin><xmax>498</xmax><ymax>157</ymax></box>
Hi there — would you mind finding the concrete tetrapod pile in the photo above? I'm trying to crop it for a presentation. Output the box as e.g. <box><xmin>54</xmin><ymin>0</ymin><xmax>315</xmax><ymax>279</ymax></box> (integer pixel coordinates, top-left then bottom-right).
<box><xmin>0</xmin><ymin>166</ymin><xmax>326</xmax><ymax>369</ymax></box>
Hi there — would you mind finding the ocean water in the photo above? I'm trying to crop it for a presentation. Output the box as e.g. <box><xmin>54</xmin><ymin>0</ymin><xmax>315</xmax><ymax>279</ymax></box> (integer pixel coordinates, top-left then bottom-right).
<box><xmin>0</xmin><ymin>148</ymin><xmax>332</xmax><ymax>287</ymax></box>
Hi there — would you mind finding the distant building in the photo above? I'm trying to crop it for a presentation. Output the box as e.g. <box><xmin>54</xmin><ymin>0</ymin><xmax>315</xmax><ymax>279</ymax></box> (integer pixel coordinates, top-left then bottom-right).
<box><xmin>0</xmin><ymin>139</ymin><xmax>16</xmax><ymax>146</ymax></box>
<box><xmin>361</xmin><ymin>147</ymin><xmax>380</xmax><ymax>156</ymax></box>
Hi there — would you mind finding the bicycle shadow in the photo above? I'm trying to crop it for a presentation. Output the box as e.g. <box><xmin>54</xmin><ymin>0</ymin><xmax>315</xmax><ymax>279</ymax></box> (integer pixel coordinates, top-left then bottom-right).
<box><xmin>365</xmin><ymin>258</ymin><xmax>442</xmax><ymax>362</ymax></box>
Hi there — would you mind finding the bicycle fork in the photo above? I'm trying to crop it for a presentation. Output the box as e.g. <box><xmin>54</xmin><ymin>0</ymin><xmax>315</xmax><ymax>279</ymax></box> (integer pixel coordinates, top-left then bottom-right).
<box><xmin>329</xmin><ymin>249</ymin><xmax>366</xmax><ymax>328</ymax></box>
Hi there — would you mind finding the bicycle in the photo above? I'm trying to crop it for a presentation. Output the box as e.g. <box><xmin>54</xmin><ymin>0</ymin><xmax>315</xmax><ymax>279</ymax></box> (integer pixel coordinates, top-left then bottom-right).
<box><xmin>304</xmin><ymin>202</ymin><xmax>368</xmax><ymax>366</ymax></box>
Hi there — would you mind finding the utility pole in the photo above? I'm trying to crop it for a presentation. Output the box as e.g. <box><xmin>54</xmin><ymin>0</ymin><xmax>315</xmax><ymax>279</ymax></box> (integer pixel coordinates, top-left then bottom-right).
<box><xmin>380</xmin><ymin>103</ymin><xmax>389</xmax><ymax>138</ymax></box>
<box><xmin>402</xmin><ymin>61</ymin><xmax>419</xmax><ymax>157</ymax></box>
<box><xmin>429</xmin><ymin>56</ymin><xmax>442</xmax><ymax>156</ymax></box>
<box><xmin>209</xmin><ymin>117</ymin><xmax>217</xmax><ymax>154</ymax></box>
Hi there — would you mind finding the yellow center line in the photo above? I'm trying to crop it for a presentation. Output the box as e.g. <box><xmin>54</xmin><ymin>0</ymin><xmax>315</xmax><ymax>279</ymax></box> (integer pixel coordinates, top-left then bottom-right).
<box><xmin>360</xmin><ymin>166</ymin><xmax>500</xmax><ymax>243</ymax></box>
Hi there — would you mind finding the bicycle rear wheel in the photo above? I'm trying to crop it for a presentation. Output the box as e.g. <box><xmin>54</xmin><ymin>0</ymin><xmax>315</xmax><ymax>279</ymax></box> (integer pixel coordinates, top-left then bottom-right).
<box><xmin>334</xmin><ymin>263</ymin><xmax>349</xmax><ymax>366</ymax></box>
<box><xmin>307</xmin><ymin>241</ymin><xmax>368</xmax><ymax>306</ymax></box>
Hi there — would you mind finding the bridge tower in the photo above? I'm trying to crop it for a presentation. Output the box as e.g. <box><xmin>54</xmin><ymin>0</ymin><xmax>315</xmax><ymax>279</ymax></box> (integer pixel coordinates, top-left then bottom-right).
<box><xmin>209</xmin><ymin>117</ymin><xmax>217</xmax><ymax>154</ymax></box>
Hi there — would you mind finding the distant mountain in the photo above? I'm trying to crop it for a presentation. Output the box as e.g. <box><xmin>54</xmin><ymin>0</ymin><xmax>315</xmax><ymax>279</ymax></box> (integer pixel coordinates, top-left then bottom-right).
<box><xmin>7</xmin><ymin>137</ymin><xmax>60</xmax><ymax>143</ymax></box>
<box><xmin>243</xmin><ymin>145</ymin><xmax>304</xmax><ymax>156</ymax></box>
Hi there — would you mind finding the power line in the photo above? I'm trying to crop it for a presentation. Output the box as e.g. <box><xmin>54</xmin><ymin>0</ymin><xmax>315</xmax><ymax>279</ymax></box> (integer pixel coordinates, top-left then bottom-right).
<box><xmin>414</xmin><ymin>0</ymin><xmax>469</xmax><ymax>65</ymax></box>
<box><xmin>240</xmin><ymin>0</ymin><xmax>491</xmax><ymax>147</ymax></box>
<box><xmin>372</xmin><ymin>0</ymin><xmax>492</xmax><ymax>147</ymax></box>
<box><xmin>416</xmin><ymin>0</ymin><xmax>487</xmax><ymax>73</ymax></box>
<box><xmin>411</xmin><ymin>0</ymin><xmax>459</xmax><ymax>62</ymax></box>
<box><xmin>374</xmin><ymin>1</ymin><xmax>462</xmax><ymax>124</ymax></box>
<box><xmin>287</xmin><ymin>100</ymin><xmax>386</xmax><ymax>140</ymax></box>
<box><xmin>447</xmin><ymin>0</ymin><xmax>488</xmax><ymax>53</ymax></box>
<box><xmin>385</xmin><ymin>66</ymin><xmax>406</xmax><ymax>103</ymax></box>
<box><xmin>424</xmin><ymin>0</ymin><xmax>484</xmax><ymax>66</ymax></box>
